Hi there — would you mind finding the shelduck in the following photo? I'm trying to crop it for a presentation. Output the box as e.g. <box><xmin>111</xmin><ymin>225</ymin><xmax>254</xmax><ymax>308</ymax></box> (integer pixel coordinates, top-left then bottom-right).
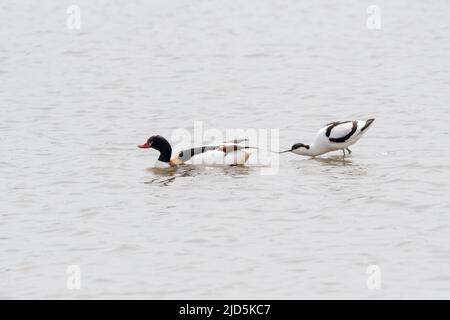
<box><xmin>138</xmin><ymin>135</ymin><xmax>255</xmax><ymax>168</ymax></box>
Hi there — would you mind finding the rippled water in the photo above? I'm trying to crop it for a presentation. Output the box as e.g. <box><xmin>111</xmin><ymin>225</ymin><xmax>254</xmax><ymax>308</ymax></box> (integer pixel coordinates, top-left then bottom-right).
<box><xmin>1</xmin><ymin>0</ymin><xmax>450</xmax><ymax>299</ymax></box>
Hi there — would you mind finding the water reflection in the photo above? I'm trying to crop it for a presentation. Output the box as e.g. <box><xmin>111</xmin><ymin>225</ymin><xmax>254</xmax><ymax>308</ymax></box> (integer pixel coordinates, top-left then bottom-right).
<box><xmin>311</xmin><ymin>155</ymin><xmax>353</xmax><ymax>166</ymax></box>
<box><xmin>144</xmin><ymin>164</ymin><xmax>253</xmax><ymax>186</ymax></box>
<box><xmin>312</xmin><ymin>156</ymin><xmax>368</xmax><ymax>179</ymax></box>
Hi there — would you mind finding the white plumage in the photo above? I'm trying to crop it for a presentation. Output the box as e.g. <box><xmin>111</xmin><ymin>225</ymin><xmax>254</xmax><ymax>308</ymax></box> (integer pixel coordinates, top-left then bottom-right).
<box><xmin>180</xmin><ymin>142</ymin><xmax>254</xmax><ymax>166</ymax></box>
<box><xmin>284</xmin><ymin>119</ymin><xmax>375</xmax><ymax>157</ymax></box>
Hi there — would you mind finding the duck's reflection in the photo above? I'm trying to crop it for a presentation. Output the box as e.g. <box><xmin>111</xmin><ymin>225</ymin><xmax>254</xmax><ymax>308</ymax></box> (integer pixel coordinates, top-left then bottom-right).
<box><xmin>144</xmin><ymin>165</ymin><xmax>252</xmax><ymax>186</ymax></box>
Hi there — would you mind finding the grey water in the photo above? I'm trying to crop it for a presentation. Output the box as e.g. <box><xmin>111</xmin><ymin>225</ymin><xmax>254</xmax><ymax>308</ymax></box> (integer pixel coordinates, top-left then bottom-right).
<box><xmin>1</xmin><ymin>0</ymin><xmax>450</xmax><ymax>299</ymax></box>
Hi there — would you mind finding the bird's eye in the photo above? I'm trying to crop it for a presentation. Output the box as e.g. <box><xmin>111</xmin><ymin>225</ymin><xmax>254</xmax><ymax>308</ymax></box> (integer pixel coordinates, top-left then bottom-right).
<box><xmin>179</xmin><ymin>152</ymin><xmax>184</xmax><ymax>157</ymax></box>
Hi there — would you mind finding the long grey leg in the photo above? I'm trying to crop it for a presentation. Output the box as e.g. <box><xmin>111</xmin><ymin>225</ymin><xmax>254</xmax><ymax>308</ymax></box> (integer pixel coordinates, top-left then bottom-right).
<box><xmin>342</xmin><ymin>149</ymin><xmax>346</xmax><ymax>158</ymax></box>
<box><xmin>346</xmin><ymin>147</ymin><xmax>352</xmax><ymax>154</ymax></box>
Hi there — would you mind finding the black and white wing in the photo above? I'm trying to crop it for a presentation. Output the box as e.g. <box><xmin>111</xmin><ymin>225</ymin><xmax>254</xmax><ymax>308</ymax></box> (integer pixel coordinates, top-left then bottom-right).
<box><xmin>177</xmin><ymin>145</ymin><xmax>217</xmax><ymax>162</ymax></box>
<box><xmin>177</xmin><ymin>139</ymin><xmax>253</xmax><ymax>162</ymax></box>
<box><xmin>223</xmin><ymin>138</ymin><xmax>249</xmax><ymax>144</ymax></box>
<box><xmin>324</xmin><ymin>121</ymin><xmax>358</xmax><ymax>143</ymax></box>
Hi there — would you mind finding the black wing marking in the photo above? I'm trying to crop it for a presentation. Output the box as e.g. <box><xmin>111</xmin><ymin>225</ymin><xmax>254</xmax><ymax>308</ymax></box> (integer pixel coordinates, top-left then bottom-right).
<box><xmin>325</xmin><ymin>121</ymin><xmax>351</xmax><ymax>137</ymax></box>
<box><xmin>177</xmin><ymin>137</ymin><xmax>254</xmax><ymax>162</ymax></box>
<box><xmin>216</xmin><ymin>144</ymin><xmax>254</xmax><ymax>154</ymax></box>
<box><xmin>223</xmin><ymin>138</ymin><xmax>248</xmax><ymax>144</ymax></box>
<box><xmin>326</xmin><ymin>121</ymin><xmax>358</xmax><ymax>143</ymax></box>
<box><xmin>177</xmin><ymin>144</ymin><xmax>253</xmax><ymax>161</ymax></box>
<box><xmin>178</xmin><ymin>146</ymin><xmax>217</xmax><ymax>162</ymax></box>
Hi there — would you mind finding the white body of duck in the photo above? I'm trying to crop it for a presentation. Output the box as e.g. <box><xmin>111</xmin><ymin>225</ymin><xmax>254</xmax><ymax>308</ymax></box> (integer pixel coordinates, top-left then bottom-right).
<box><xmin>138</xmin><ymin>136</ymin><xmax>254</xmax><ymax>168</ymax></box>
<box><xmin>282</xmin><ymin>119</ymin><xmax>375</xmax><ymax>157</ymax></box>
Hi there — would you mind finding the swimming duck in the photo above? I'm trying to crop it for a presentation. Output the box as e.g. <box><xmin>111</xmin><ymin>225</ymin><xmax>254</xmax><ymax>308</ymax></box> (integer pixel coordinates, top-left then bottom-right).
<box><xmin>280</xmin><ymin>119</ymin><xmax>375</xmax><ymax>157</ymax></box>
<box><xmin>138</xmin><ymin>135</ymin><xmax>255</xmax><ymax>168</ymax></box>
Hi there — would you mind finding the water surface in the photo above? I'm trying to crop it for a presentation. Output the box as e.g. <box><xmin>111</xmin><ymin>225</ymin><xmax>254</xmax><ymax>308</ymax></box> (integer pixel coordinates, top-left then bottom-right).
<box><xmin>1</xmin><ymin>0</ymin><xmax>450</xmax><ymax>299</ymax></box>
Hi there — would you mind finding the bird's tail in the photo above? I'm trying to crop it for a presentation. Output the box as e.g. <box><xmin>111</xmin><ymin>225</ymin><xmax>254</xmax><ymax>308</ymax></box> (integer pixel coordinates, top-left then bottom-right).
<box><xmin>361</xmin><ymin>118</ymin><xmax>375</xmax><ymax>132</ymax></box>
